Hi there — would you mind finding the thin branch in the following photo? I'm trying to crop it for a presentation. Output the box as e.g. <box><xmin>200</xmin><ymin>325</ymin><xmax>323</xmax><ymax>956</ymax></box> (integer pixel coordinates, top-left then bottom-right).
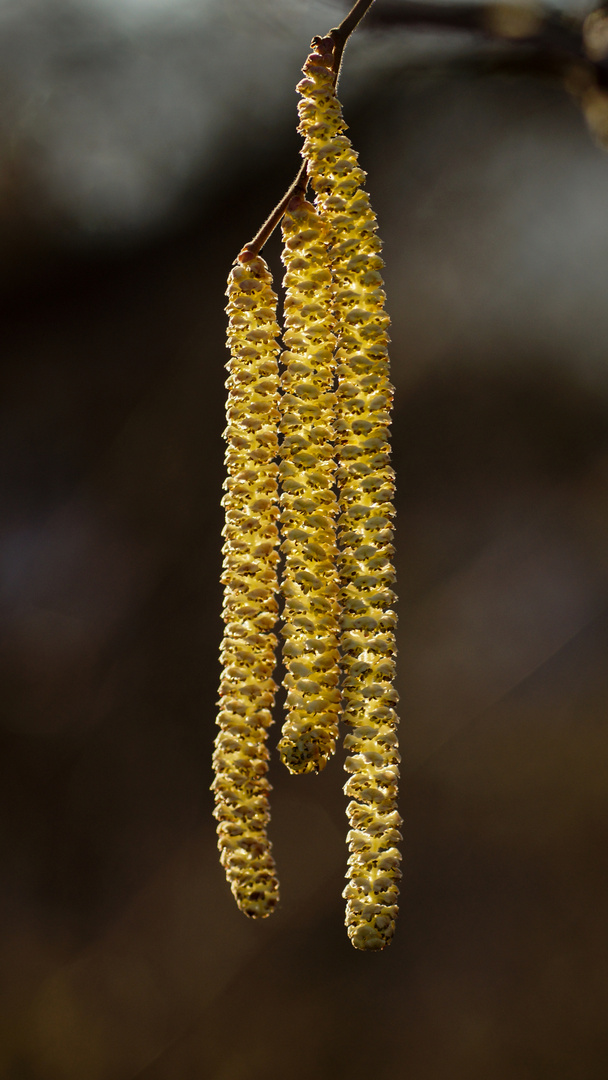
<box><xmin>239</xmin><ymin>162</ymin><xmax>308</xmax><ymax>261</ymax></box>
<box><xmin>328</xmin><ymin>0</ymin><xmax>378</xmax><ymax>83</ymax></box>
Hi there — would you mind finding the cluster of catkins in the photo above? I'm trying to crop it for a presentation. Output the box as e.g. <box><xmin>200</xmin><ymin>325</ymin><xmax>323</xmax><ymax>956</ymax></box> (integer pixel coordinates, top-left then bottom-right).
<box><xmin>213</xmin><ymin>36</ymin><xmax>401</xmax><ymax>951</ymax></box>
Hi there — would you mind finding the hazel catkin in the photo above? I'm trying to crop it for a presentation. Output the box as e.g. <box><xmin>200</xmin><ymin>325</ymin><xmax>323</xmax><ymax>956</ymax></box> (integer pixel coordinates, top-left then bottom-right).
<box><xmin>297</xmin><ymin>40</ymin><xmax>402</xmax><ymax>951</ymax></box>
<box><xmin>213</xmin><ymin>251</ymin><xmax>281</xmax><ymax>918</ymax></box>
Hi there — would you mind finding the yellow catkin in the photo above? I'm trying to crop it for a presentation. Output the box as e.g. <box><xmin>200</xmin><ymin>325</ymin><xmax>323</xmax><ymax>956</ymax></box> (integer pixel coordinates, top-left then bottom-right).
<box><xmin>212</xmin><ymin>251</ymin><xmax>281</xmax><ymax>918</ymax></box>
<box><xmin>297</xmin><ymin>40</ymin><xmax>402</xmax><ymax>950</ymax></box>
<box><xmin>277</xmin><ymin>194</ymin><xmax>342</xmax><ymax>774</ymax></box>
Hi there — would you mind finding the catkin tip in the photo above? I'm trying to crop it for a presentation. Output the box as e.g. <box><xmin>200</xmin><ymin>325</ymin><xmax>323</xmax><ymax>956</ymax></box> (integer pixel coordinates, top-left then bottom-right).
<box><xmin>236</xmin><ymin>879</ymin><xmax>280</xmax><ymax>918</ymax></box>
<box><xmin>278</xmin><ymin>729</ymin><xmax>335</xmax><ymax>774</ymax></box>
<box><xmin>348</xmin><ymin>922</ymin><xmax>394</xmax><ymax>951</ymax></box>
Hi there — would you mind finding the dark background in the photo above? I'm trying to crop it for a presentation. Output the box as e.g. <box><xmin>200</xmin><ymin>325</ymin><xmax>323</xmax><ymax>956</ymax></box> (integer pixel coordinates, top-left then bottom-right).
<box><xmin>1</xmin><ymin>1</ymin><xmax>608</xmax><ymax>1077</ymax></box>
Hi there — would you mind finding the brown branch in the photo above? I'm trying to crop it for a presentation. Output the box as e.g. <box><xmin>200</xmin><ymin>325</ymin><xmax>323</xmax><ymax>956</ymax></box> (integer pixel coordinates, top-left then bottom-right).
<box><xmin>328</xmin><ymin>0</ymin><xmax>378</xmax><ymax>83</ymax></box>
<box><xmin>241</xmin><ymin>0</ymin><xmax>378</xmax><ymax>259</ymax></box>
<box><xmin>239</xmin><ymin>162</ymin><xmax>308</xmax><ymax>262</ymax></box>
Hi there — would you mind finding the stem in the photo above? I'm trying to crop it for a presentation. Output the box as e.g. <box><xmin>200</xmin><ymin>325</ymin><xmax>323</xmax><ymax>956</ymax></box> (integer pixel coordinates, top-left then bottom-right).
<box><xmin>239</xmin><ymin>162</ymin><xmax>308</xmax><ymax>260</ymax></box>
<box><xmin>241</xmin><ymin>0</ymin><xmax>378</xmax><ymax>258</ymax></box>
<box><xmin>329</xmin><ymin>0</ymin><xmax>378</xmax><ymax>81</ymax></box>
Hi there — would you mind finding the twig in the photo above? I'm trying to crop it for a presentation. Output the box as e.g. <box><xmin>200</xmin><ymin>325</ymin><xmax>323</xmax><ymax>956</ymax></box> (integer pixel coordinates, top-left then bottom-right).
<box><xmin>328</xmin><ymin>0</ymin><xmax>378</xmax><ymax>85</ymax></box>
<box><xmin>240</xmin><ymin>162</ymin><xmax>308</xmax><ymax>262</ymax></box>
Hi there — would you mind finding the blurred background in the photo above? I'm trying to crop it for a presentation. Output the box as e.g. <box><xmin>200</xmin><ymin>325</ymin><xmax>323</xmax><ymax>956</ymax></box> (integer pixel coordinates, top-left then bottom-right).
<box><xmin>1</xmin><ymin>0</ymin><xmax>608</xmax><ymax>1076</ymax></box>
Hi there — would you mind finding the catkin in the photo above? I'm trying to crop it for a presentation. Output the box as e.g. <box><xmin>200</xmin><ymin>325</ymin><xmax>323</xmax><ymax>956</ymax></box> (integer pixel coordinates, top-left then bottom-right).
<box><xmin>297</xmin><ymin>40</ymin><xmax>402</xmax><ymax>950</ymax></box>
<box><xmin>213</xmin><ymin>251</ymin><xmax>281</xmax><ymax>918</ymax></box>
<box><xmin>278</xmin><ymin>195</ymin><xmax>342</xmax><ymax>774</ymax></box>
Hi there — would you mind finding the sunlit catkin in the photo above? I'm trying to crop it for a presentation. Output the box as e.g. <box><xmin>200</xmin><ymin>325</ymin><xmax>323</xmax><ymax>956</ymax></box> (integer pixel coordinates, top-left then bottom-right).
<box><xmin>297</xmin><ymin>40</ymin><xmax>401</xmax><ymax>950</ymax></box>
<box><xmin>213</xmin><ymin>251</ymin><xmax>281</xmax><ymax>917</ymax></box>
<box><xmin>277</xmin><ymin>195</ymin><xmax>342</xmax><ymax>774</ymax></box>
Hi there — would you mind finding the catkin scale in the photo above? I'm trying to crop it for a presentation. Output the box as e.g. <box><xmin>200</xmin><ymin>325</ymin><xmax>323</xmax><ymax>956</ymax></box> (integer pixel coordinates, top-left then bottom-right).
<box><xmin>278</xmin><ymin>196</ymin><xmax>342</xmax><ymax>774</ymax></box>
<box><xmin>213</xmin><ymin>252</ymin><xmax>281</xmax><ymax>918</ymax></box>
<box><xmin>297</xmin><ymin>41</ymin><xmax>402</xmax><ymax>950</ymax></box>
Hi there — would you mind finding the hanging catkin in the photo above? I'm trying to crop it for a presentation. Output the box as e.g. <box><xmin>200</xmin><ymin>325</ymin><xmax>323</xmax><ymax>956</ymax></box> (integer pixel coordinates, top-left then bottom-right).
<box><xmin>297</xmin><ymin>39</ymin><xmax>402</xmax><ymax>950</ymax></box>
<box><xmin>278</xmin><ymin>194</ymin><xmax>342</xmax><ymax>774</ymax></box>
<box><xmin>212</xmin><ymin>250</ymin><xmax>281</xmax><ymax>918</ymax></box>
